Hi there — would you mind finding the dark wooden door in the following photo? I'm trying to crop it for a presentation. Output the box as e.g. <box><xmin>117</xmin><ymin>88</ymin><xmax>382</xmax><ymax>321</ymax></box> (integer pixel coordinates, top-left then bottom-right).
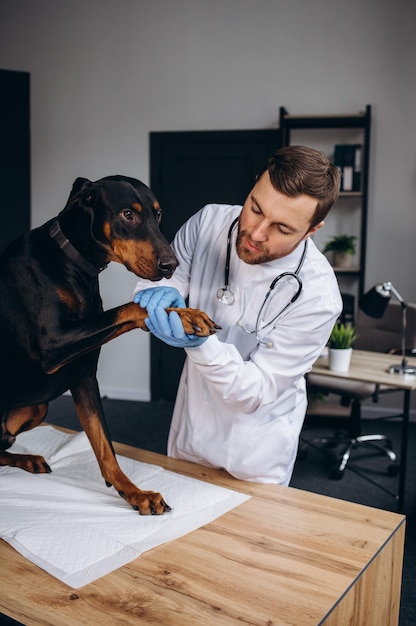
<box><xmin>0</xmin><ymin>69</ymin><xmax>31</xmax><ymax>252</ymax></box>
<box><xmin>149</xmin><ymin>129</ymin><xmax>281</xmax><ymax>401</ymax></box>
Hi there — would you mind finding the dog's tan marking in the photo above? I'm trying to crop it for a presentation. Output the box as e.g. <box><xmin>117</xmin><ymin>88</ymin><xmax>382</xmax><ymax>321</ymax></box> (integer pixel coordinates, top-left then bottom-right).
<box><xmin>103</xmin><ymin>221</ymin><xmax>111</xmax><ymax>240</ymax></box>
<box><xmin>111</xmin><ymin>239</ymin><xmax>158</xmax><ymax>278</ymax></box>
<box><xmin>0</xmin><ymin>404</ymin><xmax>51</xmax><ymax>474</ymax></box>
<box><xmin>114</xmin><ymin>302</ymin><xmax>148</xmax><ymax>331</ymax></box>
<box><xmin>56</xmin><ymin>287</ymin><xmax>80</xmax><ymax>313</ymax></box>
<box><xmin>5</xmin><ymin>404</ymin><xmax>48</xmax><ymax>438</ymax></box>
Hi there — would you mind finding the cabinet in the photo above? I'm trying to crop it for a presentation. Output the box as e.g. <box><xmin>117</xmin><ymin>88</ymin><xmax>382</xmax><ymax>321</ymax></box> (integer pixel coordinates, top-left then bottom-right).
<box><xmin>150</xmin><ymin>128</ymin><xmax>281</xmax><ymax>400</ymax></box>
<box><xmin>0</xmin><ymin>69</ymin><xmax>31</xmax><ymax>252</ymax></box>
<box><xmin>279</xmin><ymin>105</ymin><xmax>371</xmax><ymax>320</ymax></box>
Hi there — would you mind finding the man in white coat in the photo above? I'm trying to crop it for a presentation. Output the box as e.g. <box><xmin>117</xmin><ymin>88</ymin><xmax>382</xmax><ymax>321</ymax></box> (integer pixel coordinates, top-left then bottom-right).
<box><xmin>133</xmin><ymin>145</ymin><xmax>342</xmax><ymax>486</ymax></box>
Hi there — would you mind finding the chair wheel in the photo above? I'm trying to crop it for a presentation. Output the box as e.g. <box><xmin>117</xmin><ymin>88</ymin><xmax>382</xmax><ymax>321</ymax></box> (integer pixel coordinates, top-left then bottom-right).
<box><xmin>330</xmin><ymin>467</ymin><xmax>344</xmax><ymax>480</ymax></box>
<box><xmin>387</xmin><ymin>464</ymin><xmax>399</xmax><ymax>477</ymax></box>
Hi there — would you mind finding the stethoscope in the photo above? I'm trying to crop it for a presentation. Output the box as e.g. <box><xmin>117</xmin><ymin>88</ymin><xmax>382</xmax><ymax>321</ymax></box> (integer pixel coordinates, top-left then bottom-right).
<box><xmin>216</xmin><ymin>217</ymin><xmax>308</xmax><ymax>347</ymax></box>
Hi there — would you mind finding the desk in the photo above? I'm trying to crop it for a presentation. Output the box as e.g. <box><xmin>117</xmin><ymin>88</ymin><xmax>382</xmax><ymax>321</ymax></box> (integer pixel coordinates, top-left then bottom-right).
<box><xmin>0</xmin><ymin>434</ymin><xmax>406</xmax><ymax>626</ymax></box>
<box><xmin>311</xmin><ymin>349</ymin><xmax>416</xmax><ymax>513</ymax></box>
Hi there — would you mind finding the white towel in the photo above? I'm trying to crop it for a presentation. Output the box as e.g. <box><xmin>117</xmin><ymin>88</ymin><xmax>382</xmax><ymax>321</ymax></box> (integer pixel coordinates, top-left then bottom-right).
<box><xmin>0</xmin><ymin>425</ymin><xmax>249</xmax><ymax>588</ymax></box>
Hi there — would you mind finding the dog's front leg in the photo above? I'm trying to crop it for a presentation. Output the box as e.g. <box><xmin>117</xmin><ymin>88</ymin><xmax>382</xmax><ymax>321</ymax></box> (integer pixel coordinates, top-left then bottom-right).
<box><xmin>42</xmin><ymin>303</ymin><xmax>149</xmax><ymax>374</ymax></box>
<box><xmin>42</xmin><ymin>302</ymin><xmax>218</xmax><ymax>374</ymax></box>
<box><xmin>70</xmin><ymin>376</ymin><xmax>171</xmax><ymax>515</ymax></box>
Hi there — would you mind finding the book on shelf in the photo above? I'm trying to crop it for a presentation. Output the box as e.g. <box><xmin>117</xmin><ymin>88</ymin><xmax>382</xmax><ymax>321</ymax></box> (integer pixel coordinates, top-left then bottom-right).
<box><xmin>334</xmin><ymin>144</ymin><xmax>362</xmax><ymax>192</ymax></box>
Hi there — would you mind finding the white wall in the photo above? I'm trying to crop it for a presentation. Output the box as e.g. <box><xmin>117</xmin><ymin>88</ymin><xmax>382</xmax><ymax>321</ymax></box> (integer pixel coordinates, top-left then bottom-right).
<box><xmin>1</xmin><ymin>0</ymin><xmax>415</xmax><ymax>400</ymax></box>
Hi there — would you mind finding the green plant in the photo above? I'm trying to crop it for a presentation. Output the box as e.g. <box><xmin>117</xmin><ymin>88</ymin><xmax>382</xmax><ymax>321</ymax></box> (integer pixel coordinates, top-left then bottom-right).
<box><xmin>328</xmin><ymin>323</ymin><xmax>357</xmax><ymax>349</ymax></box>
<box><xmin>323</xmin><ymin>234</ymin><xmax>357</xmax><ymax>255</ymax></box>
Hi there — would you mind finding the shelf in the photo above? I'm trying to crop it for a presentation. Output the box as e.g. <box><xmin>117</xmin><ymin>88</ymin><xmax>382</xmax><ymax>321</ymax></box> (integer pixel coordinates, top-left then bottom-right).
<box><xmin>279</xmin><ymin>105</ymin><xmax>371</xmax><ymax>307</ymax></box>
<box><xmin>338</xmin><ymin>191</ymin><xmax>362</xmax><ymax>199</ymax></box>
<box><xmin>279</xmin><ymin>107</ymin><xmax>370</xmax><ymax>130</ymax></box>
<box><xmin>332</xmin><ymin>266</ymin><xmax>360</xmax><ymax>274</ymax></box>
<box><xmin>283</xmin><ymin>113</ymin><xmax>367</xmax><ymax>119</ymax></box>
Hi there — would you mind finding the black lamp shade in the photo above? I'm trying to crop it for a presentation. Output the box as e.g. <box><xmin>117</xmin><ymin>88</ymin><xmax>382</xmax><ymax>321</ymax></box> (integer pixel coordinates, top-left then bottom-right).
<box><xmin>359</xmin><ymin>285</ymin><xmax>391</xmax><ymax>318</ymax></box>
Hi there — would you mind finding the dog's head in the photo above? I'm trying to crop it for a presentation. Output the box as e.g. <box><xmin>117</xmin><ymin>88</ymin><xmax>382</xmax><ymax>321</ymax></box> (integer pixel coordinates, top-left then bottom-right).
<box><xmin>61</xmin><ymin>175</ymin><xmax>178</xmax><ymax>280</ymax></box>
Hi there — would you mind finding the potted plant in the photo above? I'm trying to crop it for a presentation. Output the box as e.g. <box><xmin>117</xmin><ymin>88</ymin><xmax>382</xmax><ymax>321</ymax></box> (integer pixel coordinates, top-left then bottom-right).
<box><xmin>328</xmin><ymin>322</ymin><xmax>357</xmax><ymax>372</ymax></box>
<box><xmin>323</xmin><ymin>234</ymin><xmax>357</xmax><ymax>268</ymax></box>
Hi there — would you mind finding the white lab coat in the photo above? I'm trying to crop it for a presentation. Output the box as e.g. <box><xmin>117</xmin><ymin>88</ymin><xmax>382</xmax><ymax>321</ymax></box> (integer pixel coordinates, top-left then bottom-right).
<box><xmin>133</xmin><ymin>204</ymin><xmax>342</xmax><ymax>486</ymax></box>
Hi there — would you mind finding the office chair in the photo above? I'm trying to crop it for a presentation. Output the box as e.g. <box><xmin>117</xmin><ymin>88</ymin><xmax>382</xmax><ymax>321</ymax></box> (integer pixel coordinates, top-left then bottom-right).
<box><xmin>305</xmin><ymin>301</ymin><xmax>416</xmax><ymax>479</ymax></box>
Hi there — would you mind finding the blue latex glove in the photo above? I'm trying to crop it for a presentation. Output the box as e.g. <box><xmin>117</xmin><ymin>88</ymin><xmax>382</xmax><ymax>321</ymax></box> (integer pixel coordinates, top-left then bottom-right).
<box><xmin>133</xmin><ymin>287</ymin><xmax>186</xmax><ymax>314</ymax></box>
<box><xmin>145</xmin><ymin>308</ymin><xmax>208</xmax><ymax>349</ymax></box>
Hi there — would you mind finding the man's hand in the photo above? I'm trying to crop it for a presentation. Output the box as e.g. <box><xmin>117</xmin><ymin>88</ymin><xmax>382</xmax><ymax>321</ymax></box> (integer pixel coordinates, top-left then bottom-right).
<box><xmin>146</xmin><ymin>308</ymin><xmax>208</xmax><ymax>348</ymax></box>
<box><xmin>133</xmin><ymin>287</ymin><xmax>186</xmax><ymax>313</ymax></box>
<box><xmin>133</xmin><ymin>287</ymin><xmax>208</xmax><ymax>348</ymax></box>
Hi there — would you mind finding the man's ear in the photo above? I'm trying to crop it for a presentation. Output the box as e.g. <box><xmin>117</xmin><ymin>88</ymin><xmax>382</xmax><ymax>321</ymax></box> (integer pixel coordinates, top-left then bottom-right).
<box><xmin>305</xmin><ymin>220</ymin><xmax>324</xmax><ymax>239</ymax></box>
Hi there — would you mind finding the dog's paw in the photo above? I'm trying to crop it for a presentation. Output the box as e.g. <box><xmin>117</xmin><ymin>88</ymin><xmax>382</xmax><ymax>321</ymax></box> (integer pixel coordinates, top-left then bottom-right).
<box><xmin>4</xmin><ymin>453</ymin><xmax>52</xmax><ymax>474</ymax></box>
<box><xmin>120</xmin><ymin>489</ymin><xmax>171</xmax><ymax>515</ymax></box>
<box><xmin>169</xmin><ymin>307</ymin><xmax>221</xmax><ymax>337</ymax></box>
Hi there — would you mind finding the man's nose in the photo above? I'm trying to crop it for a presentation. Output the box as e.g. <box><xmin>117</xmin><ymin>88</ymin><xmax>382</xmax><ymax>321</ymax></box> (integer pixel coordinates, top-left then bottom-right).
<box><xmin>251</xmin><ymin>221</ymin><xmax>268</xmax><ymax>241</ymax></box>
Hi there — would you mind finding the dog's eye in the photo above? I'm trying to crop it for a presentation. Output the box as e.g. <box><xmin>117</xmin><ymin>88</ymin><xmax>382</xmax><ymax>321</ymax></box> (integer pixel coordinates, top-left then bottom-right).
<box><xmin>155</xmin><ymin>210</ymin><xmax>162</xmax><ymax>224</ymax></box>
<box><xmin>121</xmin><ymin>209</ymin><xmax>134</xmax><ymax>221</ymax></box>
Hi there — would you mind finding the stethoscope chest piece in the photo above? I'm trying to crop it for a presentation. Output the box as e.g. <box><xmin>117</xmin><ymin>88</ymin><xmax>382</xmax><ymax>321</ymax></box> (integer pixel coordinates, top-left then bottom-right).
<box><xmin>216</xmin><ymin>287</ymin><xmax>235</xmax><ymax>305</ymax></box>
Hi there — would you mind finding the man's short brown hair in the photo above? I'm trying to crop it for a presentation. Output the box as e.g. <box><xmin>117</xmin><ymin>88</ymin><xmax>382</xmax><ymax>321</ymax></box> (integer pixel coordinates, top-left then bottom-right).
<box><xmin>257</xmin><ymin>145</ymin><xmax>341</xmax><ymax>228</ymax></box>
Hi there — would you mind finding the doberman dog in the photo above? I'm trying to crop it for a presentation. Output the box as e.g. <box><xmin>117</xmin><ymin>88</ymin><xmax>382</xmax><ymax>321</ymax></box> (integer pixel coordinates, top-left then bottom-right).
<box><xmin>0</xmin><ymin>175</ymin><xmax>218</xmax><ymax>514</ymax></box>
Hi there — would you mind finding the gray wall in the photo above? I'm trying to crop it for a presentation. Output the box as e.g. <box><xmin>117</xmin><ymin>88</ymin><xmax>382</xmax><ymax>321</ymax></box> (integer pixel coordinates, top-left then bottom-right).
<box><xmin>1</xmin><ymin>0</ymin><xmax>415</xmax><ymax>400</ymax></box>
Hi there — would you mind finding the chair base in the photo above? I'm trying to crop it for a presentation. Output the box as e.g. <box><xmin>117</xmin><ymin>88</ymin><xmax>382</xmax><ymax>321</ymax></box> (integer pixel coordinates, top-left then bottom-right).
<box><xmin>315</xmin><ymin>432</ymin><xmax>399</xmax><ymax>479</ymax></box>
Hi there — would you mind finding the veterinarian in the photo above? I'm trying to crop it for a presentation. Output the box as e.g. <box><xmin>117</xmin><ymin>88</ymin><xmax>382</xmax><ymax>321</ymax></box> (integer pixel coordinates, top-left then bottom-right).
<box><xmin>133</xmin><ymin>145</ymin><xmax>342</xmax><ymax>486</ymax></box>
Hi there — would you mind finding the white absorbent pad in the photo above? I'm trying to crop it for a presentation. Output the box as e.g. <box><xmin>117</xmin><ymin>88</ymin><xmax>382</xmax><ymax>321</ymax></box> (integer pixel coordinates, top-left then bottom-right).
<box><xmin>0</xmin><ymin>425</ymin><xmax>249</xmax><ymax>588</ymax></box>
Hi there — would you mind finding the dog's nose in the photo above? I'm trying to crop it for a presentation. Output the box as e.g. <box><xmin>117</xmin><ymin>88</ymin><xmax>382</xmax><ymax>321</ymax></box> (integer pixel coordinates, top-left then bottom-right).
<box><xmin>157</xmin><ymin>256</ymin><xmax>179</xmax><ymax>277</ymax></box>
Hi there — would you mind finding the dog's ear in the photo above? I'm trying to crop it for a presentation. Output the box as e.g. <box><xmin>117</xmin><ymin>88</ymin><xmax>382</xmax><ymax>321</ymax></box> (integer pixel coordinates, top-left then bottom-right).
<box><xmin>71</xmin><ymin>177</ymin><xmax>90</xmax><ymax>197</ymax></box>
<box><xmin>78</xmin><ymin>182</ymin><xmax>97</xmax><ymax>210</ymax></box>
<box><xmin>60</xmin><ymin>178</ymin><xmax>92</xmax><ymax>214</ymax></box>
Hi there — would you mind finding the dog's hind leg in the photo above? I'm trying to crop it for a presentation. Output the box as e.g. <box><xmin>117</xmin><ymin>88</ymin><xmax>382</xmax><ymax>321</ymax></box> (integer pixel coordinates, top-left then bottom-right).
<box><xmin>0</xmin><ymin>404</ymin><xmax>52</xmax><ymax>473</ymax></box>
<box><xmin>71</xmin><ymin>376</ymin><xmax>171</xmax><ymax>515</ymax></box>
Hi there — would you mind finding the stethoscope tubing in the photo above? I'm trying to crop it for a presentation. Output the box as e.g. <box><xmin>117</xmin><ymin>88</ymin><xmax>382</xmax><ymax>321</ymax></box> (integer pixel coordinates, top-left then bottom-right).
<box><xmin>223</xmin><ymin>216</ymin><xmax>239</xmax><ymax>293</ymax></box>
<box><xmin>217</xmin><ymin>216</ymin><xmax>307</xmax><ymax>343</ymax></box>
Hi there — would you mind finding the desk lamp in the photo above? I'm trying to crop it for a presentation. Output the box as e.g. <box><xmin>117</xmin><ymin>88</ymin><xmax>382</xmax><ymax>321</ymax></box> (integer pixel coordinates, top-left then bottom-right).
<box><xmin>359</xmin><ymin>281</ymin><xmax>416</xmax><ymax>375</ymax></box>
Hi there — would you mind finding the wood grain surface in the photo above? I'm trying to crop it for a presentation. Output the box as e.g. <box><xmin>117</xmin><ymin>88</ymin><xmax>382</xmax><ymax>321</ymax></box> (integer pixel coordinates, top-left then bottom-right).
<box><xmin>312</xmin><ymin>349</ymin><xmax>416</xmax><ymax>389</ymax></box>
<box><xmin>0</xmin><ymin>429</ymin><xmax>405</xmax><ymax>625</ymax></box>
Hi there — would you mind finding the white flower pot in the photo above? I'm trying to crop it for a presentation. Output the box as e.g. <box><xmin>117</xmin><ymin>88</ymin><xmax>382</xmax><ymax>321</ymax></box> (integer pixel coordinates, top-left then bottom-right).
<box><xmin>334</xmin><ymin>252</ymin><xmax>353</xmax><ymax>268</ymax></box>
<box><xmin>329</xmin><ymin>347</ymin><xmax>353</xmax><ymax>372</ymax></box>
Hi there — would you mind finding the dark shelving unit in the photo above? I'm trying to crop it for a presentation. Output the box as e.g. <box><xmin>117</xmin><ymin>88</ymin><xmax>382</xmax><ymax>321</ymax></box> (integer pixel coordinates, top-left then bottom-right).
<box><xmin>279</xmin><ymin>105</ymin><xmax>371</xmax><ymax>310</ymax></box>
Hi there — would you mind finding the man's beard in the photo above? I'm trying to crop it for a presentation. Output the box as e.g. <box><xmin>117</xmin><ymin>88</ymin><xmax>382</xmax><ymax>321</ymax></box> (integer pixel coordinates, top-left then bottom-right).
<box><xmin>236</xmin><ymin>229</ymin><xmax>274</xmax><ymax>265</ymax></box>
